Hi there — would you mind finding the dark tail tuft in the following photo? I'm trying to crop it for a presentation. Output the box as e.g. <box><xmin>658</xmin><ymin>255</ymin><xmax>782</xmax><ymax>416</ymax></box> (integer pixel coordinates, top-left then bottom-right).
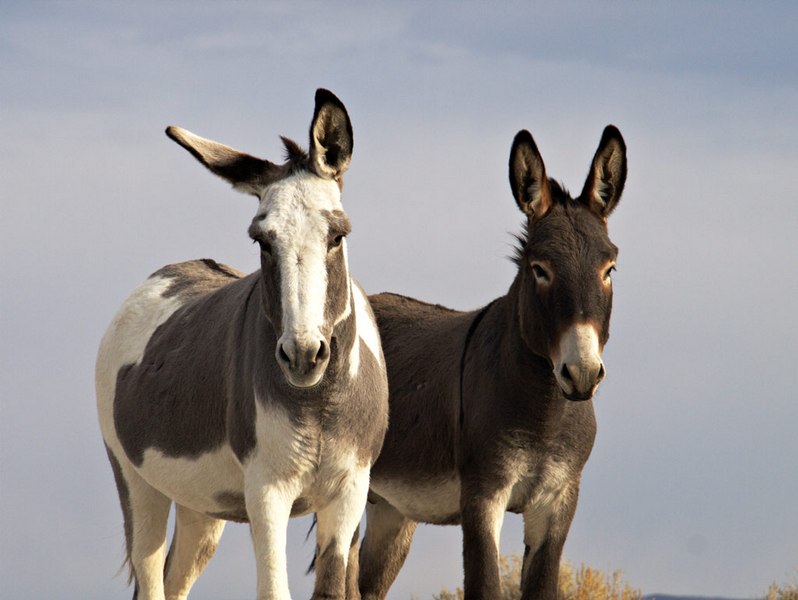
<box><xmin>306</xmin><ymin>514</ymin><xmax>318</xmax><ymax>574</ymax></box>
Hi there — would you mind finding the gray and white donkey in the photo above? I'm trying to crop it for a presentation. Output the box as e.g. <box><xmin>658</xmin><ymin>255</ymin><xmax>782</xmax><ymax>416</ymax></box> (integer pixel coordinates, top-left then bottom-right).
<box><xmin>96</xmin><ymin>89</ymin><xmax>388</xmax><ymax>600</ymax></box>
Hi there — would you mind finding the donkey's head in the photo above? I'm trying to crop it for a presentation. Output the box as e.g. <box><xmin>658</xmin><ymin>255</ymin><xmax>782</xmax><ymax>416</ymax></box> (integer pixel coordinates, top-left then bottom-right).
<box><xmin>166</xmin><ymin>89</ymin><xmax>355</xmax><ymax>388</ymax></box>
<box><xmin>509</xmin><ymin>126</ymin><xmax>627</xmax><ymax>400</ymax></box>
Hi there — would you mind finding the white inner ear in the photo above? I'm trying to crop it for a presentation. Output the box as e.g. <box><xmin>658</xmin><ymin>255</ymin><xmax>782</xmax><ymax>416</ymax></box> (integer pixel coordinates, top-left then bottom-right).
<box><xmin>515</xmin><ymin>146</ymin><xmax>547</xmax><ymax>217</ymax></box>
<box><xmin>527</xmin><ymin>178</ymin><xmax>545</xmax><ymax>215</ymax></box>
<box><xmin>592</xmin><ymin>144</ymin><xmax>623</xmax><ymax>208</ymax></box>
<box><xmin>311</xmin><ymin>110</ymin><xmax>350</xmax><ymax>180</ymax></box>
<box><xmin>592</xmin><ymin>169</ymin><xmax>611</xmax><ymax>208</ymax></box>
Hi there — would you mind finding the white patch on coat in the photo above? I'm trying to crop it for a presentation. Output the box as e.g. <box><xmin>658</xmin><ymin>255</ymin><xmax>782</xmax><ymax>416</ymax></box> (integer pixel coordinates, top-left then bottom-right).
<box><xmin>96</xmin><ymin>275</ymin><xmax>185</xmax><ymax>448</ymax></box>
<box><xmin>370</xmin><ymin>475</ymin><xmax>462</xmax><ymax>524</ymax></box>
<box><xmin>347</xmin><ymin>321</ymin><xmax>361</xmax><ymax>379</ymax></box>
<box><xmin>243</xmin><ymin>398</ymin><xmax>371</xmax><ymax>597</ymax></box>
<box><xmin>242</xmin><ymin>400</ymin><xmax>316</xmax><ymax>599</ymax></box>
<box><xmin>335</xmin><ymin>240</ymin><xmax>352</xmax><ymax>326</ymax></box>
<box><xmin>314</xmin><ymin>461</ymin><xmax>370</xmax><ymax>568</ymax></box>
<box><xmin>519</xmin><ymin>459</ymin><xmax>572</xmax><ymax>556</ymax></box>
<box><xmin>352</xmin><ymin>283</ymin><xmax>382</xmax><ymax>367</ymax></box>
<box><xmin>486</xmin><ymin>487</ymin><xmax>513</xmax><ymax>555</ymax></box>
<box><xmin>551</xmin><ymin>322</ymin><xmax>603</xmax><ymax>395</ymax></box>
<box><xmin>136</xmin><ymin>446</ymin><xmax>245</xmax><ymax>515</ymax></box>
<box><xmin>252</xmin><ymin>171</ymin><xmax>343</xmax><ymax>359</ymax></box>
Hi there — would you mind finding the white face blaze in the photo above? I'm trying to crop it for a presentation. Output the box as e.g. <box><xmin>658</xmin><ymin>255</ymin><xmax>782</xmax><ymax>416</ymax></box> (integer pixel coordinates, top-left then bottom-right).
<box><xmin>551</xmin><ymin>322</ymin><xmax>605</xmax><ymax>398</ymax></box>
<box><xmin>252</xmin><ymin>171</ymin><xmax>349</xmax><ymax>387</ymax></box>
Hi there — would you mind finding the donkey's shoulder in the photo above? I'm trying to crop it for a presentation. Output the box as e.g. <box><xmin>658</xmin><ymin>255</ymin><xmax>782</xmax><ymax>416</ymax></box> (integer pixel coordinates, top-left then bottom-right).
<box><xmin>149</xmin><ymin>259</ymin><xmax>246</xmax><ymax>300</ymax></box>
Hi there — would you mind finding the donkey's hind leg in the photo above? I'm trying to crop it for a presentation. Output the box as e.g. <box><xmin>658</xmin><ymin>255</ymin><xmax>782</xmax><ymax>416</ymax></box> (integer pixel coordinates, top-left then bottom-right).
<box><xmin>111</xmin><ymin>455</ymin><xmax>172</xmax><ymax>600</ymax></box>
<box><xmin>358</xmin><ymin>497</ymin><xmax>418</xmax><ymax>600</ymax></box>
<box><xmin>163</xmin><ymin>504</ymin><xmax>226</xmax><ymax>600</ymax></box>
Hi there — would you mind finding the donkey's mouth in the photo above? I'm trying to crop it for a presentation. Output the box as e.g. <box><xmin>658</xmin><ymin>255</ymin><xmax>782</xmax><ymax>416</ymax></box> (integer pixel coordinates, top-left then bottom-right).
<box><xmin>281</xmin><ymin>366</ymin><xmax>327</xmax><ymax>389</ymax></box>
<box><xmin>563</xmin><ymin>388</ymin><xmax>595</xmax><ymax>402</ymax></box>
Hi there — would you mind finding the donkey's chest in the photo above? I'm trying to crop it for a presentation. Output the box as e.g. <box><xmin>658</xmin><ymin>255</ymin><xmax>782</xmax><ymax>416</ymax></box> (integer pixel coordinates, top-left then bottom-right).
<box><xmin>506</xmin><ymin>456</ymin><xmax>573</xmax><ymax>514</ymax></box>
<box><xmin>133</xmin><ymin>398</ymin><xmax>367</xmax><ymax>520</ymax></box>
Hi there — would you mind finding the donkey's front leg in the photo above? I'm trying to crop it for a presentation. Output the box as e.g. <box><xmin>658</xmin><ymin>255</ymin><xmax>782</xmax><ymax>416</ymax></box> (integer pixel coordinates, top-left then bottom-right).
<box><xmin>460</xmin><ymin>482</ymin><xmax>510</xmax><ymax>600</ymax></box>
<box><xmin>245</xmin><ymin>472</ymin><xmax>303</xmax><ymax>600</ymax></box>
<box><xmin>520</xmin><ymin>481</ymin><xmax>580</xmax><ymax>600</ymax></box>
<box><xmin>313</xmin><ymin>465</ymin><xmax>370</xmax><ymax>600</ymax></box>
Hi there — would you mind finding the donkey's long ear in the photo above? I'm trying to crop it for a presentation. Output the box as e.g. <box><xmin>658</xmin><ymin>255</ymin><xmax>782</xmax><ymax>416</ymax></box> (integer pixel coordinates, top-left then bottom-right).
<box><xmin>308</xmin><ymin>89</ymin><xmax>353</xmax><ymax>181</ymax></box>
<box><xmin>509</xmin><ymin>130</ymin><xmax>551</xmax><ymax>220</ymax></box>
<box><xmin>165</xmin><ymin>126</ymin><xmax>280</xmax><ymax>198</ymax></box>
<box><xmin>580</xmin><ymin>125</ymin><xmax>627</xmax><ymax>219</ymax></box>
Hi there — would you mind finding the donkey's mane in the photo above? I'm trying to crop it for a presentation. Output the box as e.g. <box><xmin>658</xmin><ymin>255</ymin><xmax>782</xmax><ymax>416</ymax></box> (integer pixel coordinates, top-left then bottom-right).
<box><xmin>279</xmin><ymin>136</ymin><xmax>309</xmax><ymax>173</ymax></box>
<box><xmin>512</xmin><ymin>179</ymin><xmax>572</xmax><ymax>265</ymax></box>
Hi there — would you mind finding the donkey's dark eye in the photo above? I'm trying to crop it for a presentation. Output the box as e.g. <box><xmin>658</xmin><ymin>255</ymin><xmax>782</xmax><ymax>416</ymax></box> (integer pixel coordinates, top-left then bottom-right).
<box><xmin>603</xmin><ymin>265</ymin><xmax>616</xmax><ymax>280</ymax></box>
<box><xmin>329</xmin><ymin>234</ymin><xmax>344</xmax><ymax>249</ymax></box>
<box><xmin>531</xmin><ymin>263</ymin><xmax>551</xmax><ymax>282</ymax></box>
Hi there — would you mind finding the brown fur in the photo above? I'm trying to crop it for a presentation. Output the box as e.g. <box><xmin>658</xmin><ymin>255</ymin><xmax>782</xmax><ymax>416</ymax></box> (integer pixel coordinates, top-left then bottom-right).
<box><xmin>357</xmin><ymin>126</ymin><xmax>628</xmax><ymax>600</ymax></box>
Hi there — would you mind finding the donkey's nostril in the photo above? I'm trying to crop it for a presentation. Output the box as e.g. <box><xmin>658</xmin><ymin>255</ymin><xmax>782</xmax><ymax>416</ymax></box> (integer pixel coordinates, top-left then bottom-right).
<box><xmin>278</xmin><ymin>343</ymin><xmax>292</xmax><ymax>367</ymax></box>
<box><xmin>314</xmin><ymin>339</ymin><xmax>330</xmax><ymax>365</ymax></box>
<box><xmin>596</xmin><ymin>363</ymin><xmax>606</xmax><ymax>383</ymax></box>
<box><xmin>560</xmin><ymin>364</ymin><xmax>573</xmax><ymax>382</ymax></box>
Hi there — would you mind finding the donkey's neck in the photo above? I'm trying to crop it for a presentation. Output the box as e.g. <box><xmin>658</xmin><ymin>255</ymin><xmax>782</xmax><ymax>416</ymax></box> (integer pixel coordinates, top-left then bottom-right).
<box><xmin>478</xmin><ymin>281</ymin><xmax>563</xmax><ymax>407</ymax></box>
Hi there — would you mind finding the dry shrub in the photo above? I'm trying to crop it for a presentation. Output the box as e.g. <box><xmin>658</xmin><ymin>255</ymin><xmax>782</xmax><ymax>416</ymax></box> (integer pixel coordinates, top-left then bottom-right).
<box><xmin>561</xmin><ymin>563</ymin><xmax>641</xmax><ymax>600</ymax></box>
<box><xmin>766</xmin><ymin>579</ymin><xmax>798</xmax><ymax>600</ymax></box>
<box><xmin>431</xmin><ymin>555</ymin><xmax>641</xmax><ymax>600</ymax></box>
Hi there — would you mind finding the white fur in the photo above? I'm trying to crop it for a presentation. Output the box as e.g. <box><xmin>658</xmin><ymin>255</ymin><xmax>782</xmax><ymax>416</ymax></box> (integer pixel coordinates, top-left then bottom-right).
<box><xmin>243</xmin><ymin>399</ymin><xmax>369</xmax><ymax>598</ymax></box>
<box><xmin>96</xmin><ymin>276</ymin><xmax>184</xmax><ymax>452</ymax></box>
<box><xmin>353</xmin><ymin>283</ymin><xmax>383</xmax><ymax>367</ymax></box>
<box><xmin>258</xmin><ymin>174</ymin><xmax>338</xmax><ymax>337</ymax></box>
<box><xmin>252</xmin><ymin>171</ymin><xmax>348</xmax><ymax>386</ymax></box>
<box><xmin>124</xmin><ymin>469</ymin><xmax>172</xmax><ymax>600</ymax></box>
<box><xmin>336</xmin><ymin>240</ymin><xmax>352</xmax><ymax>326</ymax></box>
<box><xmin>520</xmin><ymin>460</ymin><xmax>572</xmax><ymax>556</ymax></box>
<box><xmin>243</xmin><ymin>401</ymin><xmax>310</xmax><ymax>599</ymax></box>
<box><xmin>137</xmin><ymin>447</ymin><xmax>244</xmax><ymax>514</ymax></box>
<box><xmin>346</xmin><ymin>281</ymin><xmax>385</xmax><ymax>379</ymax></box>
<box><xmin>371</xmin><ymin>476</ymin><xmax>461</xmax><ymax>524</ymax></box>
<box><xmin>486</xmin><ymin>487</ymin><xmax>513</xmax><ymax>556</ymax></box>
<box><xmin>314</xmin><ymin>461</ymin><xmax>370</xmax><ymax>570</ymax></box>
<box><xmin>552</xmin><ymin>322</ymin><xmax>603</xmax><ymax>396</ymax></box>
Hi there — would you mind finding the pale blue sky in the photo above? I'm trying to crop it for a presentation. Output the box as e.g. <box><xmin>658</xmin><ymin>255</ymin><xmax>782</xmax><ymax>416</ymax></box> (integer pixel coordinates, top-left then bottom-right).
<box><xmin>2</xmin><ymin>2</ymin><xmax>797</xmax><ymax>598</ymax></box>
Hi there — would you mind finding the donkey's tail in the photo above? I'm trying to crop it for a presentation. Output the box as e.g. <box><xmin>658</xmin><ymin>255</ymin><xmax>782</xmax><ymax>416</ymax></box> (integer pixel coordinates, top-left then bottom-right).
<box><xmin>306</xmin><ymin>514</ymin><xmax>318</xmax><ymax>574</ymax></box>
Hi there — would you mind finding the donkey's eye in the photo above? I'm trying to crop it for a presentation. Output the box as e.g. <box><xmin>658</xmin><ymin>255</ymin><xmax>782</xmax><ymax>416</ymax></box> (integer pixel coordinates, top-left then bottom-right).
<box><xmin>329</xmin><ymin>234</ymin><xmax>344</xmax><ymax>249</ymax></box>
<box><xmin>530</xmin><ymin>262</ymin><xmax>551</xmax><ymax>284</ymax></box>
<box><xmin>603</xmin><ymin>265</ymin><xmax>616</xmax><ymax>281</ymax></box>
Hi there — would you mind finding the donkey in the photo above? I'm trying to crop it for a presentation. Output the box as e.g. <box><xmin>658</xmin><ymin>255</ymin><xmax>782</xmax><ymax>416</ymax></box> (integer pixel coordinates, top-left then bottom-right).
<box><xmin>357</xmin><ymin>126</ymin><xmax>627</xmax><ymax>600</ymax></box>
<box><xmin>96</xmin><ymin>89</ymin><xmax>388</xmax><ymax>600</ymax></box>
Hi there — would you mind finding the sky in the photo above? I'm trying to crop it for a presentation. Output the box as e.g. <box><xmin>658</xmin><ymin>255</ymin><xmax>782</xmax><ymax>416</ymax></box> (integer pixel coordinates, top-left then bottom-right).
<box><xmin>1</xmin><ymin>1</ymin><xmax>797</xmax><ymax>598</ymax></box>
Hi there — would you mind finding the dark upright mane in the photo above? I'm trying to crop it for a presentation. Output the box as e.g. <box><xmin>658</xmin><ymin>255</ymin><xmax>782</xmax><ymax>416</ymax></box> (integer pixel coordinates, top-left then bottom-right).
<box><xmin>279</xmin><ymin>136</ymin><xmax>310</xmax><ymax>173</ymax></box>
<box><xmin>511</xmin><ymin>178</ymin><xmax>571</xmax><ymax>266</ymax></box>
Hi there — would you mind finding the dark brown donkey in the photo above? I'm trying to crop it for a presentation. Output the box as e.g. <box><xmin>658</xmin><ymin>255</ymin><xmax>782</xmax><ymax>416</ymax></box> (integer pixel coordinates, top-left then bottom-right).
<box><xmin>357</xmin><ymin>126</ymin><xmax>627</xmax><ymax>599</ymax></box>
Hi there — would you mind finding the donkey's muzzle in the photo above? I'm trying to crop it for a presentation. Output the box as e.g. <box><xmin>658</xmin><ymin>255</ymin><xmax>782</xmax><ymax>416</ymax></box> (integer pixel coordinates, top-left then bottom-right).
<box><xmin>553</xmin><ymin>323</ymin><xmax>605</xmax><ymax>401</ymax></box>
<box><xmin>276</xmin><ymin>335</ymin><xmax>331</xmax><ymax>388</ymax></box>
<box><xmin>558</xmin><ymin>361</ymin><xmax>605</xmax><ymax>401</ymax></box>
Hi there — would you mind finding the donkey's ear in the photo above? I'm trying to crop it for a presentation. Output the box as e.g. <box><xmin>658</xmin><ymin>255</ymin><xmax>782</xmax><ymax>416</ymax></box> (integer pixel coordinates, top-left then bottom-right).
<box><xmin>509</xmin><ymin>130</ymin><xmax>551</xmax><ymax>220</ymax></box>
<box><xmin>166</xmin><ymin>126</ymin><xmax>279</xmax><ymax>198</ymax></box>
<box><xmin>580</xmin><ymin>125</ymin><xmax>627</xmax><ymax>219</ymax></box>
<box><xmin>308</xmin><ymin>89</ymin><xmax>353</xmax><ymax>181</ymax></box>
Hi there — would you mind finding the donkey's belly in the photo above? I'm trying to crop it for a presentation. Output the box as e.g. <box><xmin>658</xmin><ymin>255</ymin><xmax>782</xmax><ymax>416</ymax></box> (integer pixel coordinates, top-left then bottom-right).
<box><xmin>371</xmin><ymin>475</ymin><xmax>462</xmax><ymax>525</ymax></box>
<box><xmin>136</xmin><ymin>445</ymin><xmax>246</xmax><ymax>517</ymax></box>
